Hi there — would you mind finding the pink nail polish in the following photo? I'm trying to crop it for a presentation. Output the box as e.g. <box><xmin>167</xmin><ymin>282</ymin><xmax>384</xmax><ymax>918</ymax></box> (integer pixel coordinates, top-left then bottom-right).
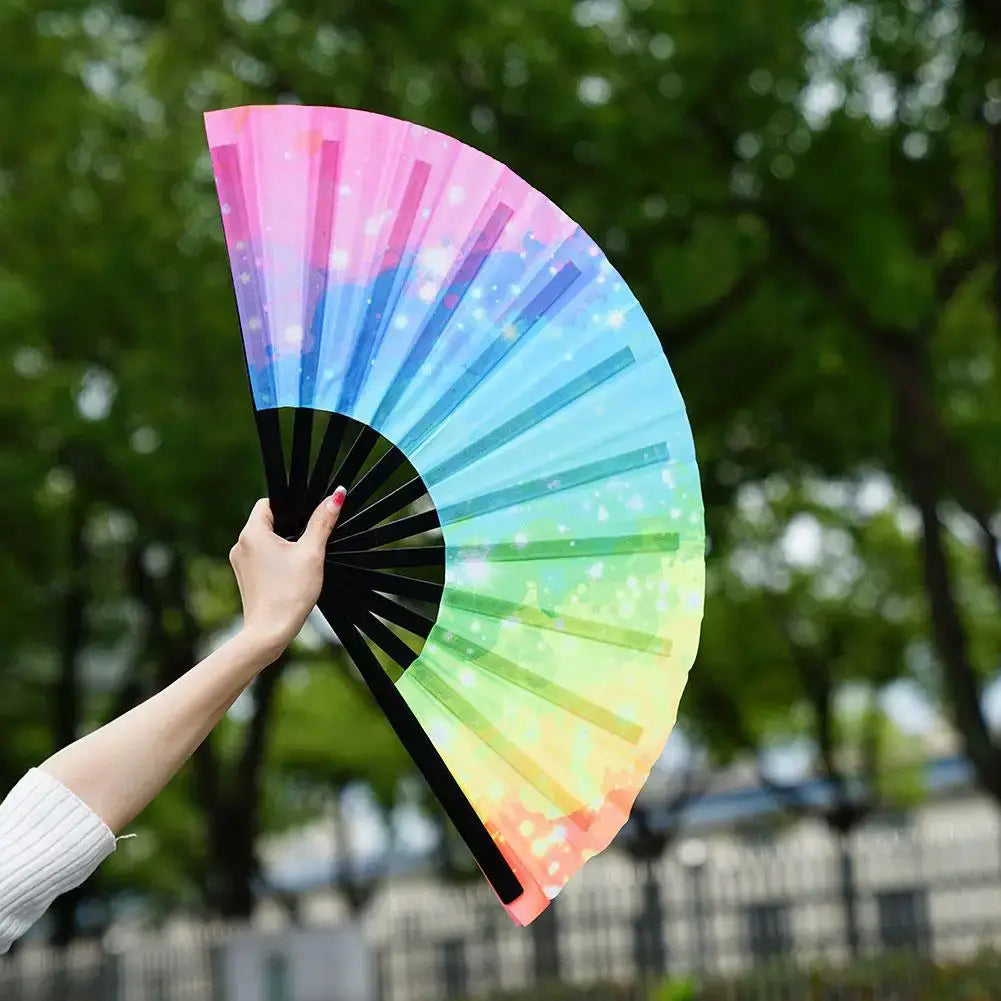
<box><xmin>331</xmin><ymin>486</ymin><xmax>347</xmax><ymax>507</ymax></box>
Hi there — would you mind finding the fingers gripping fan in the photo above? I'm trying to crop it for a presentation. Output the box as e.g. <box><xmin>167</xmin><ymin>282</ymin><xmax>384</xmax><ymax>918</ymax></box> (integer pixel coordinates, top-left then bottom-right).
<box><xmin>205</xmin><ymin>106</ymin><xmax>705</xmax><ymax>924</ymax></box>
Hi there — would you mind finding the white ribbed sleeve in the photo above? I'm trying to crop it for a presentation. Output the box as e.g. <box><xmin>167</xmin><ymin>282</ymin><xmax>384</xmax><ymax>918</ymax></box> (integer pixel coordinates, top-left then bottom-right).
<box><xmin>0</xmin><ymin>769</ymin><xmax>116</xmax><ymax>954</ymax></box>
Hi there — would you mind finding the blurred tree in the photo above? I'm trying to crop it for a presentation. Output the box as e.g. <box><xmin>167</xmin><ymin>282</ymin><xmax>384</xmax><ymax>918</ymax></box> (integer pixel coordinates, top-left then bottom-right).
<box><xmin>694</xmin><ymin>0</ymin><xmax>1001</xmax><ymax>805</ymax></box>
<box><xmin>3</xmin><ymin>0</ymin><xmax>1001</xmax><ymax>939</ymax></box>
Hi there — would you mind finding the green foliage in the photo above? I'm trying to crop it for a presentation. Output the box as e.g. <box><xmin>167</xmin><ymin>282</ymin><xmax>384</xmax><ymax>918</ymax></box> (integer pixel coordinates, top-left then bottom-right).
<box><xmin>460</xmin><ymin>953</ymin><xmax>1001</xmax><ymax>1001</ymax></box>
<box><xmin>458</xmin><ymin>983</ymin><xmax>637</xmax><ymax>1001</ymax></box>
<box><xmin>696</xmin><ymin>950</ymin><xmax>1001</xmax><ymax>1001</ymax></box>
<box><xmin>650</xmin><ymin>978</ymin><xmax>699</xmax><ymax>1001</ymax></box>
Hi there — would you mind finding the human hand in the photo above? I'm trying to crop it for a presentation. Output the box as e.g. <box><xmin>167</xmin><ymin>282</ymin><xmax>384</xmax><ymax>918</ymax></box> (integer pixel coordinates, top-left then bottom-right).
<box><xmin>229</xmin><ymin>488</ymin><xmax>346</xmax><ymax>662</ymax></box>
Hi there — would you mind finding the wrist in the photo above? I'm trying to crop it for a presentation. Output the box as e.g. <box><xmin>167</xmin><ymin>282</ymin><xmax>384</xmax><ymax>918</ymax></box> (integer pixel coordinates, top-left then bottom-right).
<box><xmin>231</xmin><ymin>626</ymin><xmax>285</xmax><ymax>672</ymax></box>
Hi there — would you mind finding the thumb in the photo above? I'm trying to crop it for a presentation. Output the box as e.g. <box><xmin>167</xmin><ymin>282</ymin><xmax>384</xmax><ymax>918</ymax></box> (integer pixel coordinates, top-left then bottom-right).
<box><xmin>300</xmin><ymin>486</ymin><xmax>346</xmax><ymax>551</ymax></box>
<box><xmin>242</xmin><ymin>498</ymin><xmax>274</xmax><ymax>539</ymax></box>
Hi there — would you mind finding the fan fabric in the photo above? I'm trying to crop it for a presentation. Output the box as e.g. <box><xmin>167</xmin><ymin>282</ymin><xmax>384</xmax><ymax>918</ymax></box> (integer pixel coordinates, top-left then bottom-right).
<box><xmin>205</xmin><ymin>105</ymin><xmax>704</xmax><ymax>925</ymax></box>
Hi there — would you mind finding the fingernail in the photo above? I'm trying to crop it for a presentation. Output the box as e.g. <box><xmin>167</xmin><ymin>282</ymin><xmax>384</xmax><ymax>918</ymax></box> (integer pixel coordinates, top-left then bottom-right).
<box><xmin>329</xmin><ymin>486</ymin><xmax>347</xmax><ymax>509</ymax></box>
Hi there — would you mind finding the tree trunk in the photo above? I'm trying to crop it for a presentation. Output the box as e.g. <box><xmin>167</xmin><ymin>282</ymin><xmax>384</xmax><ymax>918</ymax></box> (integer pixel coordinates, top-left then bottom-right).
<box><xmin>838</xmin><ymin>833</ymin><xmax>860</xmax><ymax>959</ymax></box>
<box><xmin>331</xmin><ymin>789</ymin><xmax>376</xmax><ymax>916</ymax></box>
<box><xmin>50</xmin><ymin>499</ymin><xmax>88</xmax><ymax>948</ymax></box>
<box><xmin>205</xmin><ymin>803</ymin><xmax>259</xmax><ymax>919</ymax></box>
<box><xmin>633</xmin><ymin>859</ymin><xmax>667</xmax><ymax>978</ymax></box>
<box><xmin>199</xmin><ymin>662</ymin><xmax>288</xmax><ymax>918</ymax></box>
<box><xmin>531</xmin><ymin>903</ymin><xmax>561</xmax><ymax>982</ymax></box>
<box><xmin>893</xmin><ymin>397</ymin><xmax>1001</xmax><ymax>802</ymax></box>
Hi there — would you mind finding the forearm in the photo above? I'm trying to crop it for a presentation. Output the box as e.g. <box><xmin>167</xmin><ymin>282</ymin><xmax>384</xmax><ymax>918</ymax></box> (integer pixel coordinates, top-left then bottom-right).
<box><xmin>39</xmin><ymin>630</ymin><xmax>273</xmax><ymax>833</ymax></box>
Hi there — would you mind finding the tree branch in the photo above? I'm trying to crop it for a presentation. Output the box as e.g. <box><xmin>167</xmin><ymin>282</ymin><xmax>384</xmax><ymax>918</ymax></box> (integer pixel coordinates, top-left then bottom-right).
<box><xmin>756</xmin><ymin>204</ymin><xmax>1001</xmax><ymax>610</ymax></box>
<box><xmin>935</xmin><ymin>247</ymin><xmax>984</xmax><ymax>307</ymax></box>
<box><xmin>662</xmin><ymin>260</ymin><xmax>769</xmax><ymax>355</ymax></box>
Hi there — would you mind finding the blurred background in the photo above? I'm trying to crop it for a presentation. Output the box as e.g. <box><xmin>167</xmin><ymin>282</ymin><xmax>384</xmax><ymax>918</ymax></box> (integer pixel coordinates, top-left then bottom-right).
<box><xmin>2</xmin><ymin>0</ymin><xmax>1001</xmax><ymax>998</ymax></box>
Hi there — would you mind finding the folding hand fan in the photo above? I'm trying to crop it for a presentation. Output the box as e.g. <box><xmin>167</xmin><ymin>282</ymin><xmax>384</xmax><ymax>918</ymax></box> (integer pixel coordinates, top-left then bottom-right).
<box><xmin>204</xmin><ymin>105</ymin><xmax>704</xmax><ymax>925</ymax></box>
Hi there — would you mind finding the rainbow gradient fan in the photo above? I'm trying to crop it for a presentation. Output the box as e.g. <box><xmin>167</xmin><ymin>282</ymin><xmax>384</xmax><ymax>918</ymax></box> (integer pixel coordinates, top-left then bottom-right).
<box><xmin>205</xmin><ymin>105</ymin><xmax>704</xmax><ymax>925</ymax></box>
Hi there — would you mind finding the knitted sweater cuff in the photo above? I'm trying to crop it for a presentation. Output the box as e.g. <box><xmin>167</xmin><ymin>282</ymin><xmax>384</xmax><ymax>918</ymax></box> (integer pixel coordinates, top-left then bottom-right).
<box><xmin>0</xmin><ymin>768</ymin><xmax>116</xmax><ymax>953</ymax></box>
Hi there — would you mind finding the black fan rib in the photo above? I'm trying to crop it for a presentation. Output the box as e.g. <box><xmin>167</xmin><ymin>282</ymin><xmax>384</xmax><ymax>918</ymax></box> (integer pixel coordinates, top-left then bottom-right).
<box><xmin>250</xmin><ymin>407</ymin><xmax>523</xmax><ymax>906</ymax></box>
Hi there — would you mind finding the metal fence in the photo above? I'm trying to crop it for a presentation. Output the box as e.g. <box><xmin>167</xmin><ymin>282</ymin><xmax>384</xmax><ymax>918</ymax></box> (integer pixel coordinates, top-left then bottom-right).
<box><xmin>370</xmin><ymin>828</ymin><xmax>1001</xmax><ymax>1001</ymax></box>
<box><xmin>3</xmin><ymin>830</ymin><xmax>1001</xmax><ymax>1001</ymax></box>
<box><xmin>0</xmin><ymin>940</ymin><xmax>221</xmax><ymax>1001</ymax></box>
